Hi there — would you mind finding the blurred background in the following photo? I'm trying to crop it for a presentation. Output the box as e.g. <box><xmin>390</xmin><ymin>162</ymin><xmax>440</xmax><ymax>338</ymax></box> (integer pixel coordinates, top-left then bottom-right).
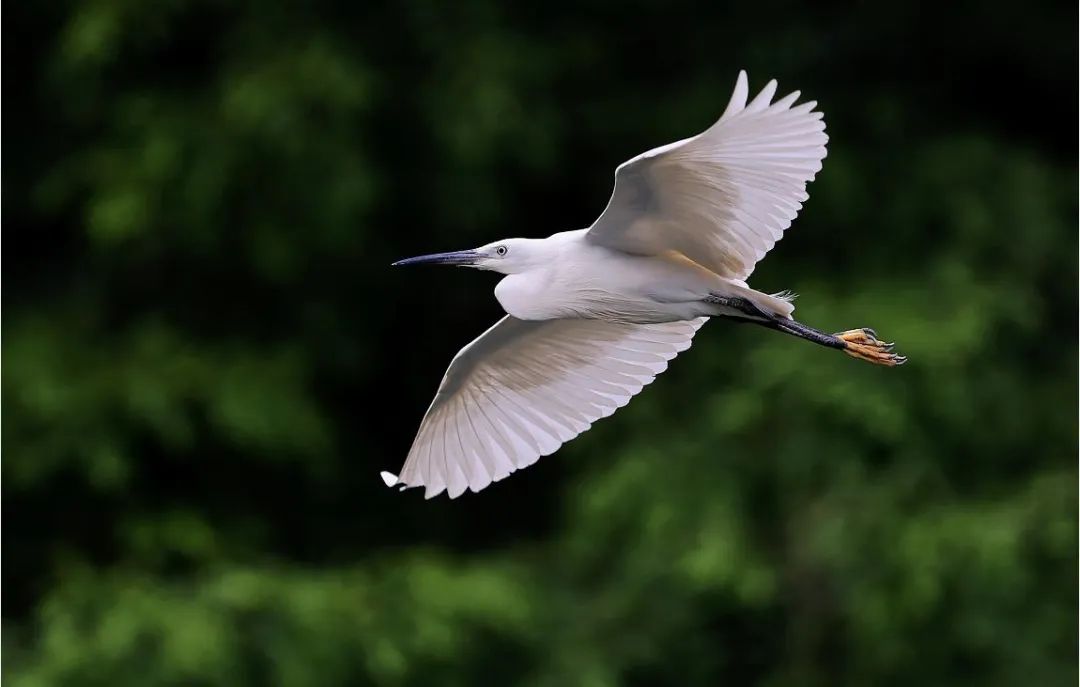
<box><xmin>3</xmin><ymin>1</ymin><xmax>1078</xmax><ymax>685</ymax></box>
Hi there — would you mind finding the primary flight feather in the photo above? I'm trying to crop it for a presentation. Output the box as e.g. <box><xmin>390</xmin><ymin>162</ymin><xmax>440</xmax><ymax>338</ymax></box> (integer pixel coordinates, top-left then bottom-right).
<box><xmin>384</xmin><ymin>70</ymin><xmax>905</xmax><ymax>499</ymax></box>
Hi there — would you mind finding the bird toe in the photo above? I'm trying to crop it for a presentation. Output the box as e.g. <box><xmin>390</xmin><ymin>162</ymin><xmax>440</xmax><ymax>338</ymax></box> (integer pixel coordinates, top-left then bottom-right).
<box><xmin>835</xmin><ymin>328</ymin><xmax>906</xmax><ymax>367</ymax></box>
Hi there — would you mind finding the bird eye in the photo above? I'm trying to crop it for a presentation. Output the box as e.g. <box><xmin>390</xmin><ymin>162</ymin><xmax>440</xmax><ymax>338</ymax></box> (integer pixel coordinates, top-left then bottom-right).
<box><xmin>495</xmin><ymin>246</ymin><xmax>508</xmax><ymax>256</ymax></box>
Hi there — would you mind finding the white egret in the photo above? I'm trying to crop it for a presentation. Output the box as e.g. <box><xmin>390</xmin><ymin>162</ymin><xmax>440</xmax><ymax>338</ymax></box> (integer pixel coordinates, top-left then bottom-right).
<box><xmin>382</xmin><ymin>70</ymin><xmax>905</xmax><ymax>499</ymax></box>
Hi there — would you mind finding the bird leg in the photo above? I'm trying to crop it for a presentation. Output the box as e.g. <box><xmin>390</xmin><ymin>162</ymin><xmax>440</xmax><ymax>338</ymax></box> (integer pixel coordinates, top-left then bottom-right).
<box><xmin>707</xmin><ymin>295</ymin><xmax>906</xmax><ymax>366</ymax></box>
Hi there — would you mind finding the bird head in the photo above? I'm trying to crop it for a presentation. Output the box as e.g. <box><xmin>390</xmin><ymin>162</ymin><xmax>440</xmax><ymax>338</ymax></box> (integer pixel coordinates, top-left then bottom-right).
<box><xmin>392</xmin><ymin>238</ymin><xmax>542</xmax><ymax>275</ymax></box>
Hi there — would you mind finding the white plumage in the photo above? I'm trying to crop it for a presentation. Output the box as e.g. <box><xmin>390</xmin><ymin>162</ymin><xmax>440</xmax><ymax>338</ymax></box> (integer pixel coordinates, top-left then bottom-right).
<box><xmin>387</xmin><ymin>316</ymin><xmax>705</xmax><ymax>498</ymax></box>
<box><xmin>587</xmin><ymin>71</ymin><xmax>827</xmax><ymax>281</ymax></box>
<box><xmin>384</xmin><ymin>70</ymin><xmax>902</xmax><ymax>498</ymax></box>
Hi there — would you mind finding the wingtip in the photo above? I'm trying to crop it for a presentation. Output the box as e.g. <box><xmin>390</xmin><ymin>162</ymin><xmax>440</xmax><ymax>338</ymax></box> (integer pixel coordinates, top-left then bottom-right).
<box><xmin>746</xmin><ymin>78</ymin><xmax>779</xmax><ymax>112</ymax></box>
<box><xmin>721</xmin><ymin>70</ymin><xmax>750</xmax><ymax>119</ymax></box>
<box><xmin>380</xmin><ymin>471</ymin><xmax>400</xmax><ymax>487</ymax></box>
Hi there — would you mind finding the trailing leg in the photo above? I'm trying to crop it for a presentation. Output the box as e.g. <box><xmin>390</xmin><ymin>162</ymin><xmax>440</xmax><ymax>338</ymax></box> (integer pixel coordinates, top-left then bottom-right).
<box><xmin>706</xmin><ymin>294</ymin><xmax>906</xmax><ymax>367</ymax></box>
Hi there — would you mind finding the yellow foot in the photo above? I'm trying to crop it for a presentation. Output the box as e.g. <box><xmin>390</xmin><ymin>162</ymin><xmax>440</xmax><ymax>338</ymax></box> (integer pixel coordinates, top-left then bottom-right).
<box><xmin>834</xmin><ymin>328</ymin><xmax>907</xmax><ymax>367</ymax></box>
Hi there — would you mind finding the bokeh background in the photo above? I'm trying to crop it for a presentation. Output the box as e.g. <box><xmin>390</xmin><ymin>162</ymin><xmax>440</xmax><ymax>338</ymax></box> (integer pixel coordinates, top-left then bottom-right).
<box><xmin>4</xmin><ymin>1</ymin><xmax>1078</xmax><ymax>685</ymax></box>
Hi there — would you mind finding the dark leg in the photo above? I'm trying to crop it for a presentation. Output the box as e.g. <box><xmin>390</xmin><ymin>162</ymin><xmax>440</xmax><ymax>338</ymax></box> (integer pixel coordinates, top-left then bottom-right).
<box><xmin>707</xmin><ymin>295</ymin><xmax>906</xmax><ymax>366</ymax></box>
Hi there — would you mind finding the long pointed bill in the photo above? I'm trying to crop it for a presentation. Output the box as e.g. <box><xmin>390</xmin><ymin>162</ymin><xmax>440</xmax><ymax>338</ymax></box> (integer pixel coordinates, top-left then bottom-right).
<box><xmin>391</xmin><ymin>249</ymin><xmax>481</xmax><ymax>267</ymax></box>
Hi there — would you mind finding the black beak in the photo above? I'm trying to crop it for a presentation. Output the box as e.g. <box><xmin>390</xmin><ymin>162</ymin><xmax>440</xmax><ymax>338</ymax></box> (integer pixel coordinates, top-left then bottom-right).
<box><xmin>392</xmin><ymin>249</ymin><xmax>481</xmax><ymax>267</ymax></box>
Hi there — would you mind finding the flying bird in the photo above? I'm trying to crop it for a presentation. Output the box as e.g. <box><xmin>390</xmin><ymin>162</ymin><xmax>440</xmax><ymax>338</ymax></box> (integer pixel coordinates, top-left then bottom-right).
<box><xmin>383</xmin><ymin>70</ymin><xmax>905</xmax><ymax>499</ymax></box>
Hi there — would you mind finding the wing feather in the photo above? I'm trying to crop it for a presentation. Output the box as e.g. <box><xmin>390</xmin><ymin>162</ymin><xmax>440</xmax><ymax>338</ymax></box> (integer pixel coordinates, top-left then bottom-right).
<box><xmin>585</xmin><ymin>70</ymin><xmax>827</xmax><ymax>281</ymax></box>
<box><xmin>385</xmin><ymin>315</ymin><xmax>705</xmax><ymax>498</ymax></box>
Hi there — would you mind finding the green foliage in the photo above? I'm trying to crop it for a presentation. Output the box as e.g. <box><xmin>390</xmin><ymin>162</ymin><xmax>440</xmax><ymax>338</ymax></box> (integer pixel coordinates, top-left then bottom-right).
<box><xmin>4</xmin><ymin>1</ymin><xmax>1076</xmax><ymax>685</ymax></box>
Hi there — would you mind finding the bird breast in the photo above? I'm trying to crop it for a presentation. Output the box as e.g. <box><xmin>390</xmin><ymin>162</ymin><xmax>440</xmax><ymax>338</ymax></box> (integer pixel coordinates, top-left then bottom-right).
<box><xmin>494</xmin><ymin>273</ymin><xmax>564</xmax><ymax>320</ymax></box>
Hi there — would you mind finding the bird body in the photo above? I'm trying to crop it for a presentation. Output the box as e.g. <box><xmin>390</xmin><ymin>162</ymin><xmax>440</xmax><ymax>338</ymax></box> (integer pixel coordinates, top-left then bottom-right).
<box><xmin>492</xmin><ymin>230</ymin><xmax>770</xmax><ymax>324</ymax></box>
<box><xmin>384</xmin><ymin>71</ymin><xmax>905</xmax><ymax>499</ymax></box>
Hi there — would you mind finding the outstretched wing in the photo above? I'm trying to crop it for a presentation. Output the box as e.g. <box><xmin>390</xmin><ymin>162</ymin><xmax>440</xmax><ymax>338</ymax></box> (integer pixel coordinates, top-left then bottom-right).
<box><xmin>586</xmin><ymin>70</ymin><xmax>828</xmax><ymax>281</ymax></box>
<box><xmin>383</xmin><ymin>315</ymin><xmax>706</xmax><ymax>498</ymax></box>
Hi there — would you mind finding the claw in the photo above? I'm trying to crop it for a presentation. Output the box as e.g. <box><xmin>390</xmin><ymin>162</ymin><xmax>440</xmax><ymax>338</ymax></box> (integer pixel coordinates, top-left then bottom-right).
<box><xmin>835</xmin><ymin>328</ymin><xmax>906</xmax><ymax>367</ymax></box>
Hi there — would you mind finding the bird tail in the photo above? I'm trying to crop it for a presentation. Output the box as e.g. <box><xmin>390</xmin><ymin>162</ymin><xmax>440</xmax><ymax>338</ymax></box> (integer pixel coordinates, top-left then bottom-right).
<box><xmin>756</xmin><ymin>290</ymin><xmax>796</xmax><ymax>318</ymax></box>
<box><xmin>740</xmin><ymin>285</ymin><xmax>797</xmax><ymax>318</ymax></box>
<box><xmin>712</xmin><ymin>279</ymin><xmax>797</xmax><ymax>319</ymax></box>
